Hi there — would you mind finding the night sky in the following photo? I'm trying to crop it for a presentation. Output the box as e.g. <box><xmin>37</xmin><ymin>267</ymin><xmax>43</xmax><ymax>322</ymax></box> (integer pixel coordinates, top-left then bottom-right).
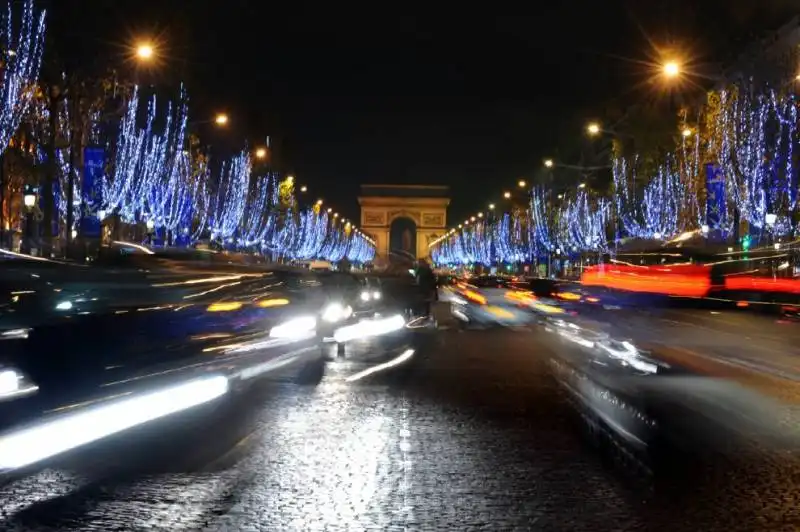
<box><xmin>45</xmin><ymin>1</ymin><xmax>800</xmax><ymax>224</ymax></box>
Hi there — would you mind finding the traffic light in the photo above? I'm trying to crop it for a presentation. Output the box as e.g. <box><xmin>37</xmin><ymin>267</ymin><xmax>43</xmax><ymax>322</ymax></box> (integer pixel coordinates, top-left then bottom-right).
<box><xmin>741</xmin><ymin>235</ymin><xmax>751</xmax><ymax>251</ymax></box>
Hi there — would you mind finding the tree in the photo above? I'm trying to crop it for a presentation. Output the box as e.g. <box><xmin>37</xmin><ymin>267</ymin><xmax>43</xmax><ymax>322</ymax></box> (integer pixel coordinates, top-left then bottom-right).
<box><xmin>0</xmin><ymin>0</ymin><xmax>45</xmax><ymax>246</ymax></box>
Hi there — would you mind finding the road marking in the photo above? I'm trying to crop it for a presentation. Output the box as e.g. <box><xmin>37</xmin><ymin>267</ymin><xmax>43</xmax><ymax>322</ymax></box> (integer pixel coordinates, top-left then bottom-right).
<box><xmin>345</xmin><ymin>349</ymin><xmax>415</xmax><ymax>382</ymax></box>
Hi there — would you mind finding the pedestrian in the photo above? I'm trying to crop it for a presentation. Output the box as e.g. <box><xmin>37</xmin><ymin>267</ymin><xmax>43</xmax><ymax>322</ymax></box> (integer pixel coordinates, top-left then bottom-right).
<box><xmin>415</xmin><ymin>259</ymin><xmax>436</xmax><ymax>317</ymax></box>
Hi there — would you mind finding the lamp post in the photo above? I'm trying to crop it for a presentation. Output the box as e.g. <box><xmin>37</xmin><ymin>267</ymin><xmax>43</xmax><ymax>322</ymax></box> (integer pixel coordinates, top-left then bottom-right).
<box><xmin>145</xmin><ymin>218</ymin><xmax>155</xmax><ymax>245</ymax></box>
<box><xmin>765</xmin><ymin>213</ymin><xmax>777</xmax><ymax>247</ymax></box>
<box><xmin>22</xmin><ymin>185</ymin><xmax>37</xmax><ymax>255</ymax></box>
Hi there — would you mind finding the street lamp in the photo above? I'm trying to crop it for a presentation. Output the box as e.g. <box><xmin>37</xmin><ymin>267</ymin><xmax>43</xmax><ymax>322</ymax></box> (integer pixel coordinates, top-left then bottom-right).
<box><xmin>300</xmin><ymin>185</ymin><xmax>307</xmax><ymax>192</ymax></box>
<box><xmin>470</xmin><ymin>216</ymin><xmax>476</xmax><ymax>222</ymax></box>
<box><xmin>214</xmin><ymin>113</ymin><xmax>229</xmax><ymax>126</ymax></box>
<box><xmin>578</xmin><ymin>183</ymin><xmax>586</xmax><ymax>189</ymax></box>
<box><xmin>503</xmin><ymin>191</ymin><xmax>511</xmax><ymax>199</ymax></box>
<box><xmin>681</xmin><ymin>127</ymin><xmax>692</xmax><ymax>138</ymax></box>
<box><xmin>518</xmin><ymin>179</ymin><xmax>526</xmax><ymax>188</ymax></box>
<box><xmin>477</xmin><ymin>212</ymin><xmax>483</xmax><ymax>218</ymax></box>
<box><xmin>255</xmin><ymin>147</ymin><xmax>267</xmax><ymax>159</ymax></box>
<box><xmin>23</xmin><ymin>191</ymin><xmax>36</xmax><ymax>208</ymax></box>
<box><xmin>135</xmin><ymin>43</ymin><xmax>155</xmax><ymax>62</ymax></box>
<box><xmin>327</xmin><ymin>207</ymin><xmax>332</xmax><ymax>213</ymax></box>
<box><xmin>22</xmin><ymin>185</ymin><xmax>37</xmax><ymax>255</ymax></box>
<box><xmin>316</xmin><ymin>199</ymin><xmax>323</xmax><ymax>206</ymax></box>
<box><xmin>544</xmin><ymin>159</ymin><xmax>554</xmax><ymax>168</ymax></box>
<box><xmin>586</xmin><ymin>122</ymin><xmax>601</xmax><ymax>136</ymax></box>
<box><xmin>488</xmin><ymin>203</ymin><xmax>495</xmax><ymax>210</ymax></box>
<box><xmin>663</xmin><ymin>61</ymin><xmax>680</xmax><ymax>78</ymax></box>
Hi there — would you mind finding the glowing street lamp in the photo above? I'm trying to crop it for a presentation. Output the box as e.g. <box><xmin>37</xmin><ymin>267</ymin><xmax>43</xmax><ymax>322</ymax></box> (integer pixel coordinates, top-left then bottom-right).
<box><xmin>136</xmin><ymin>43</ymin><xmax>155</xmax><ymax>62</ymax></box>
<box><xmin>477</xmin><ymin>212</ymin><xmax>483</xmax><ymax>218</ymax></box>
<box><xmin>470</xmin><ymin>216</ymin><xmax>476</xmax><ymax>222</ymax></box>
<box><xmin>255</xmin><ymin>147</ymin><xmax>267</xmax><ymax>159</ymax></box>
<box><xmin>488</xmin><ymin>203</ymin><xmax>495</xmax><ymax>210</ymax></box>
<box><xmin>663</xmin><ymin>61</ymin><xmax>680</xmax><ymax>78</ymax></box>
<box><xmin>544</xmin><ymin>159</ymin><xmax>554</xmax><ymax>168</ymax></box>
<box><xmin>681</xmin><ymin>127</ymin><xmax>692</xmax><ymax>138</ymax></box>
<box><xmin>300</xmin><ymin>185</ymin><xmax>307</xmax><ymax>192</ymax></box>
<box><xmin>518</xmin><ymin>179</ymin><xmax>526</xmax><ymax>188</ymax></box>
<box><xmin>503</xmin><ymin>191</ymin><xmax>511</xmax><ymax>199</ymax></box>
<box><xmin>327</xmin><ymin>207</ymin><xmax>332</xmax><ymax>213</ymax></box>
<box><xmin>316</xmin><ymin>199</ymin><xmax>323</xmax><ymax>206</ymax></box>
<box><xmin>586</xmin><ymin>122</ymin><xmax>601</xmax><ymax>136</ymax></box>
<box><xmin>578</xmin><ymin>183</ymin><xmax>586</xmax><ymax>189</ymax></box>
<box><xmin>23</xmin><ymin>191</ymin><xmax>36</xmax><ymax>208</ymax></box>
<box><xmin>214</xmin><ymin>113</ymin><xmax>229</xmax><ymax>126</ymax></box>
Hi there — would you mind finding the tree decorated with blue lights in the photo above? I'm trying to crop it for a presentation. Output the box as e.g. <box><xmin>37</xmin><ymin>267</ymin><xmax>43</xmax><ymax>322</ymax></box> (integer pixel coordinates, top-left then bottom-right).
<box><xmin>530</xmin><ymin>188</ymin><xmax>556</xmax><ymax>258</ymax></box>
<box><xmin>613</xmin><ymin>155</ymin><xmax>685</xmax><ymax>240</ymax></box>
<box><xmin>104</xmin><ymin>86</ymin><xmax>146</xmax><ymax>221</ymax></box>
<box><xmin>712</xmin><ymin>86</ymin><xmax>798</xmax><ymax>237</ymax></box>
<box><xmin>0</xmin><ymin>0</ymin><xmax>45</xmax><ymax>154</ymax></box>
<box><xmin>209</xmin><ymin>151</ymin><xmax>251</xmax><ymax>243</ymax></box>
<box><xmin>557</xmin><ymin>190</ymin><xmax>610</xmax><ymax>252</ymax></box>
<box><xmin>141</xmin><ymin>89</ymin><xmax>191</xmax><ymax>236</ymax></box>
<box><xmin>239</xmin><ymin>174</ymin><xmax>276</xmax><ymax>247</ymax></box>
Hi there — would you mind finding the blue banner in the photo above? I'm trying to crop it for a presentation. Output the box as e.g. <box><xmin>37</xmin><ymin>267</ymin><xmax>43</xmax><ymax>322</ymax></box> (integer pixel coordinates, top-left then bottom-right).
<box><xmin>705</xmin><ymin>163</ymin><xmax>725</xmax><ymax>230</ymax></box>
<box><xmin>80</xmin><ymin>147</ymin><xmax>105</xmax><ymax>238</ymax></box>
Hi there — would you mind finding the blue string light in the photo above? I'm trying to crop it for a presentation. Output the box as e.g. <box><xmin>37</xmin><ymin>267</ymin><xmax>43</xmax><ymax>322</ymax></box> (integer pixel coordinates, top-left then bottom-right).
<box><xmin>0</xmin><ymin>0</ymin><xmax>45</xmax><ymax>154</ymax></box>
<box><xmin>209</xmin><ymin>151</ymin><xmax>251</xmax><ymax>242</ymax></box>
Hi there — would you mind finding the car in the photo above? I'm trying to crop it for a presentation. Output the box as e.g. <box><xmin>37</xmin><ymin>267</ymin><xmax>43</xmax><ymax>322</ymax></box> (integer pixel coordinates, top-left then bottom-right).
<box><xmin>0</xmin><ymin>244</ymin><xmax>329</xmax><ymax>475</ymax></box>
<box><xmin>315</xmin><ymin>272</ymin><xmax>413</xmax><ymax>356</ymax></box>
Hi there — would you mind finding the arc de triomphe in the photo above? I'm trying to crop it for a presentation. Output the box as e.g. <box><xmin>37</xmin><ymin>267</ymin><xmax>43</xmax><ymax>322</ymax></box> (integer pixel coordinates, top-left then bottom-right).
<box><xmin>358</xmin><ymin>185</ymin><xmax>449</xmax><ymax>260</ymax></box>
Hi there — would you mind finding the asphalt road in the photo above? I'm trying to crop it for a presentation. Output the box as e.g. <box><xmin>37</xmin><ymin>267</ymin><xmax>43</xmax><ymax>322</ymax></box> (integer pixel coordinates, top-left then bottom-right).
<box><xmin>3</xmin><ymin>303</ymin><xmax>800</xmax><ymax>531</ymax></box>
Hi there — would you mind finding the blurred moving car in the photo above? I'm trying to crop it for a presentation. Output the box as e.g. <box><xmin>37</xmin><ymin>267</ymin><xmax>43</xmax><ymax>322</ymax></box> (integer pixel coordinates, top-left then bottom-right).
<box><xmin>0</xmin><ymin>244</ymin><xmax>329</xmax><ymax>475</ymax></box>
<box><xmin>315</xmin><ymin>271</ymin><xmax>414</xmax><ymax>355</ymax></box>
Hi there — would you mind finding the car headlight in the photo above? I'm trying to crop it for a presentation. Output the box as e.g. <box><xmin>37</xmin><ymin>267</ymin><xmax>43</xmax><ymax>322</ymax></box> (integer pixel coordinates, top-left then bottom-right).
<box><xmin>360</xmin><ymin>291</ymin><xmax>371</xmax><ymax>302</ymax></box>
<box><xmin>372</xmin><ymin>291</ymin><xmax>381</xmax><ymax>300</ymax></box>
<box><xmin>269</xmin><ymin>316</ymin><xmax>317</xmax><ymax>339</ymax></box>
<box><xmin>322</xmin><ymin>302</ymin><xmax>353</xmax><ymax>323</ymax></box>
<box><xmin>0</xmin><ymin>367</ymin><xmax>38</xmax><ymax>402</ymax></box>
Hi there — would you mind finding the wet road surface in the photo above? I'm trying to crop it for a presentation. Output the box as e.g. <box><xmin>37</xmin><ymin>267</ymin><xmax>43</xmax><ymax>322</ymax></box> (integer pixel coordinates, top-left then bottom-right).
<box><xmin>3</xmin><ymin>304</ymin><xmax>800</xmax><ymax>530</ymax></box>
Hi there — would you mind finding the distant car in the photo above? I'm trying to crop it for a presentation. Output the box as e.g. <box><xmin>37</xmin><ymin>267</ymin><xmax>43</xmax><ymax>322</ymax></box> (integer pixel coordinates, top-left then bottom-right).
<box><xmin>0</xmin><ymin>245</ymin><xmax>328</xmax><ymax>475</ymax></box>
<box><xmin>505</xmin><ymin>277</ymin><xmax>605</xmax><ymax>314</ymax></box>
<box><xmin>470</xmin><ymin>276</ymin><xmax>510</xmax><ymax>289</ymax></box>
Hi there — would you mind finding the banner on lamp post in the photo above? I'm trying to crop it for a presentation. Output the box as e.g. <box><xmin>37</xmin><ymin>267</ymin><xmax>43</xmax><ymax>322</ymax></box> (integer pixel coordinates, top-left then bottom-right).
<box><xmin>80</xmin><ymin>147</ymin><xmax>105</xmax><ymax>238</ymax></box>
